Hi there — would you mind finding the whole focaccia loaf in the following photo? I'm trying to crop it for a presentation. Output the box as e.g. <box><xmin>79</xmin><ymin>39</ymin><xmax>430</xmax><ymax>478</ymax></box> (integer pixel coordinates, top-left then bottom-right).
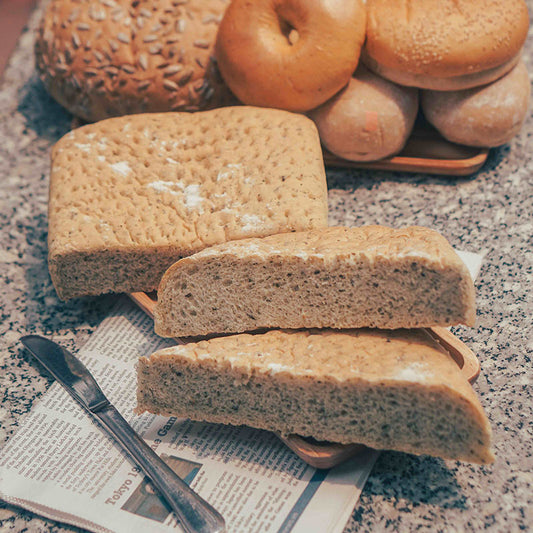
<box><xmin>48</xmin><ymin>107</ymin><xmax>328</xmax><ymax>300</ymax></box>
<box><xmin>35</xmin><ymin>0</ymin><xmax>236</xmax><ymax>122</ymax></box>
<box><xmin>154</xmin><ymin>226</ymin><xmax>475</xmax><ymax>336</ymax></box>
<box><xmin>136</xmin><ymin>328</ymin><xmax>493</xmax><ymax>464</ymax></box>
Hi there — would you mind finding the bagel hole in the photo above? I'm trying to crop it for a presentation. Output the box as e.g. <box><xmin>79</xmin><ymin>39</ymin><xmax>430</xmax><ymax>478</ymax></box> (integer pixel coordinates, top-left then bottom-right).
<box><xmin>277</xmin><ymin>16</ymin><xmax>299</xmax><ymax>46</ymax></box>
<box><xmin>288</xmin><ymin>29</ymin><xmax>299</xmax><ymax>45</ymax></box>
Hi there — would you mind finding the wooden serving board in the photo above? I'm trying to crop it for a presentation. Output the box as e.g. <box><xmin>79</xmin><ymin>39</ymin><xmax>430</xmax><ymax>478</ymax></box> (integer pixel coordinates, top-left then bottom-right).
<box><xmin>324</xmin><ymin>144</ymin><xmax>488</xmax><ymax>176</ymax></box>
<box><xmin>323</xmin><ymin>120</ymin><xmax>489</xmax><ymax>176</ymax></box>
<box><xmin>129</xmin><ymin>291</ymin><xmax>480</xmax><ymax>469</ymax></box>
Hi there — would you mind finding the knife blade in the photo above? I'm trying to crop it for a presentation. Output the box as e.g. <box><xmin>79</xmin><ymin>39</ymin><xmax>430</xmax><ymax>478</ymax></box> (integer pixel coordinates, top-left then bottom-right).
<box><xmin>20</xmin><ymin>335</ymin><xmax>225</xmax><ymax>533</ymax></box>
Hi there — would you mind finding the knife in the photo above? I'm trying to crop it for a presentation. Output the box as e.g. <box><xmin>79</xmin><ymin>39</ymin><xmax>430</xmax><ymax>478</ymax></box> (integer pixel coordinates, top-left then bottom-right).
<box><xmin>20</xmin><ymin>335</ymin><xmax>226</xmax><ymax>533</ymax></box>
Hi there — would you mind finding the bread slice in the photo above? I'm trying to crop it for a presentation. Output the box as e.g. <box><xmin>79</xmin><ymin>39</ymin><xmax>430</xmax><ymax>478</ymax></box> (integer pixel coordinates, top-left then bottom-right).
<box><xmin>154</xmin><ymin>226</ymin><xmax>475</xmax><ymax>337</ymax></box>
<box><xmin>136</xmin><ymin>328</ymin><xmax>493</xmax><ymax>464</ymax></box>
<box><xmin>48</xmin><ymin>107</ymin><xmax>327</xmax><ymax>300</ymax></box>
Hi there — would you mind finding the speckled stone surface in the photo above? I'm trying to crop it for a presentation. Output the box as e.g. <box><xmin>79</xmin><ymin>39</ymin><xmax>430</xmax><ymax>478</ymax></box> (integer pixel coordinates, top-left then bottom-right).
<box><xmin>1</xmin><ymin>4</ymin><xmax>532</xmax><ymax>532</ymax></box>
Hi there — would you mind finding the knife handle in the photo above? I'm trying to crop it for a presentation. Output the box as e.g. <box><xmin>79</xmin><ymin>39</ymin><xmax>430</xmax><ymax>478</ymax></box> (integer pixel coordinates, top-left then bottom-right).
<box><xmin>94</xmin><ymin>404</ymin><xmax>225</xmax><ymax>533</ymax></box>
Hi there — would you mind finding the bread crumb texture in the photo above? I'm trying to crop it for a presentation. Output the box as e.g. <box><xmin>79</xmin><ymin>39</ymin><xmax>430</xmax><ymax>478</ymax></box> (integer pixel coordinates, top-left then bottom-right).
<box><xmin>136</xmin><ymin>328</ymin><xmax>494</xmax><ymax>464</ymax></box>
<box><xmin>35</xmin><ymin>0</ymin><xmax>236</xmax><ymax>121</ymax></box>
<box><xmin>48</xmin><ymin>107</ymin><xmax>327</xmax><ymax>299</ymax></box>
<box><xmin>155</xmin><ymin>225</ymin><xmax>476</xmax><ymax>336</ymax></box>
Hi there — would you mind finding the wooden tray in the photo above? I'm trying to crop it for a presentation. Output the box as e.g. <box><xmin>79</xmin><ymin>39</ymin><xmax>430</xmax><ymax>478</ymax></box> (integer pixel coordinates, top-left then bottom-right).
<box><xmin>323</xmin><ymin>121</ymin><xmax>489</xmax><ymax>176</ymax></box>
<box><xmin>129</xmin><ymin>292</ymin><xmax>480</xmax><ymax>469</ymax></box>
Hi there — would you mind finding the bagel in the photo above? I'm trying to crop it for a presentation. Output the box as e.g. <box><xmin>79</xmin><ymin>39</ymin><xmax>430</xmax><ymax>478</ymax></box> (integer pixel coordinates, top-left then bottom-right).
<box><xmin>309</xmin><ymin>67</ymin><xmax>419</xmax><ymax>161</ymax></box>
<box><xmin>421</xmin><ymin>61</ymin><xmax>531</xmax><ymax>148</ymax></box>
<box><xmin>363</xmin><ymin>0</ymin><xmax>529</xmax><ymax>91</ymax></box>
<box><xmin>215</xmin><ymin>0</ymin><xmax>366</xmax><ymax>112</ymax></box>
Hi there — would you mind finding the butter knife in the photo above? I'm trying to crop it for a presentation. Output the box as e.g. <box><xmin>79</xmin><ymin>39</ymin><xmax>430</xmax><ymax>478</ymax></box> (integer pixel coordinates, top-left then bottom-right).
<box><xmin>20</xmin><ymin>335</ymin><xmax>225</xmax><ymax>533</ymax></box>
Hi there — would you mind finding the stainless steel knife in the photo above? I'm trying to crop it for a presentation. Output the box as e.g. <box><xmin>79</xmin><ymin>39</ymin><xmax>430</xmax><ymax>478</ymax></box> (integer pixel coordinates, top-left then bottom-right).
<box><xmin>20</xmin><ymin>335</ymin><xmax>225</xmax><ymax>533</ymax></box>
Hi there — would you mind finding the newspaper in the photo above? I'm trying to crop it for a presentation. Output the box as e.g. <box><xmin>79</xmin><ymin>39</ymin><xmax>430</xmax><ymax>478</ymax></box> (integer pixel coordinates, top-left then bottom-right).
<box><xmin>0</xmin><ymin>251</ymin><xmax>482</xmax><ymax>533</ymax></box>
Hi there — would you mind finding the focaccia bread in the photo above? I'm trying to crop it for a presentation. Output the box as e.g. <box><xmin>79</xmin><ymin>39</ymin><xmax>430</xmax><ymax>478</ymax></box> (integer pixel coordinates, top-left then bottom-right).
<box><xmin>136</xmin><ymin>328</ymin><xmax>494</xmax><ymax>464</ymax></box>
<box><xmin>48</xmin><ymin>107</ymin><xmax>328</xmax><ymax>300</ymax></box>
<box><xmin>154</xmin><ymin>225</ymin><xmax>475</xmax><ymax>337</ymax></box>
<box><xmin>35</xmin><ymin>0</ymin><xmax>236</xmax><ymax>122</ymax></box>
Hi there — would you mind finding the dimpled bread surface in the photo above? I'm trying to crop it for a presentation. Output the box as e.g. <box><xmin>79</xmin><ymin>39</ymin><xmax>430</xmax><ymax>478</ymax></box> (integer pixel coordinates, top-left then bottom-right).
<box><xmin>136</xmin><ymin>328</ymin><xmax>494</xmax><ymax>464</ymax></box>
<box><xmin>48</xmin><ymin>107</ymin><xmax>328</xmax><ymax>300</ymax></box>
<box><xmin>154</xmin><ymin>225</ymin><xmax>476</xmax><ymax>337</ymax></box>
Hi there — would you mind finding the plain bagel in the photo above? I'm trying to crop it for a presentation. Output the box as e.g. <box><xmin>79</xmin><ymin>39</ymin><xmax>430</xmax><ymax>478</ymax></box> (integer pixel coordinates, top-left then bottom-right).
<box><xmin>363</xmin><ymin>0</ymin><xmax>529</xmax><ymax>91</ymax></box>
<box><xmin>421</xmin><ymin>61</ymin><xmax>531</xmax><ymax>148</ymax></box>
<box><xmin>215</xmin><ymin>0</ymin><xmax>366</xmax><ymax>112</ymax></box>
<box><xmin>309</xmin><ymin>67</ymin><xmax>418</xmax><ymax>161</ymax></box>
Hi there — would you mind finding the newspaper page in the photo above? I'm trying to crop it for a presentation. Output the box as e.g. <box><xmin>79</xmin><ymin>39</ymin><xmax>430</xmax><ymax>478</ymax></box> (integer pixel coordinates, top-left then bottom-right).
<box><xmin>0</xmin><ymin>251</ymin><xmax>482</xmax><ymax>533</ymax></box>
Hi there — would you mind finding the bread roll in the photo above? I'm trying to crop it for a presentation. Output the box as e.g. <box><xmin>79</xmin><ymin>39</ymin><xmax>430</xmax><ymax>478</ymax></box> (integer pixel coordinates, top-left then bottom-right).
<box><xmin>154</xmin><ymin>226</ymin><xmax>476</xmax><ymax>337</ymax></box>
<box><xmin>48</xmin><ymin>108</ymin><xmax>328</xmax><ymax>300</ymax></box>
<box><xmin>421</xmin><ymin>61</ymin><xmax>531</xmax><ymax>147</ymax></box>
<box><xmin>136</xmin><ymin>328</ymin><xmax>494</xmax><ymax>464</ymax></box>
<box><xmin>309</xmin><ymin>67</ymin><xmax>418</xmax><ymax>161</ymax></box>
<box><xmin>35</xmin><ymin>0</ymin><xmax>236</xmax><ymax>122</ymax></box>
<box><xmin>363</xmin><ymin>0</ymin><xmax>529</xmax><ymax>90</ymax></box>
<box><xmin>215</xmin><ymin>0</ymin><xmax>366</xmax><ymax>111</ymax></box>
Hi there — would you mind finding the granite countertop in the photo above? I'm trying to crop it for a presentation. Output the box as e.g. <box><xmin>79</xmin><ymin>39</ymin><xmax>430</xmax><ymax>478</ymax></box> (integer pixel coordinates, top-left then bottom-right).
<box><xmin>1</xmin><ymin>3</ymin><xmax>532</xmax><ymax>532</ymax></box>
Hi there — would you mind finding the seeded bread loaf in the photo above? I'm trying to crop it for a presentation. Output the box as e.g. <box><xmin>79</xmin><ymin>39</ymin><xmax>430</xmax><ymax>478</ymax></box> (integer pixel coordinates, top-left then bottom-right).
<box><xmin>154</xmin><ymin>226</ymin><xmax>476</xmax><ymax>337</ymax></box>
<box><xmin>136</xmin><ymin>328</ymin><xmax>493</xmax><ymax>464</ymax></box>
<box><xmin>35</xmin><ymin>0</ymin><xmax>236</xmax><ymax>122</ymax></box>
<box><xmin>48</xmin><ymin>107</ymin><xmax>328</xmax><ymax>300</ymax></box>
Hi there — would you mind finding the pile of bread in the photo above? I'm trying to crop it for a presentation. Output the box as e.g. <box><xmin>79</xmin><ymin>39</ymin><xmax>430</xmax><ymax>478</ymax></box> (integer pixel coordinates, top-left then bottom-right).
<box><xmin>47</xmin><ymin>107</ymin><xmax>493</xmax><ymax>464</ymax></box>
<box><xmin>36</xmin><ymin>0</ymin><xmax>530</xmax><ymax>162</ymax></box>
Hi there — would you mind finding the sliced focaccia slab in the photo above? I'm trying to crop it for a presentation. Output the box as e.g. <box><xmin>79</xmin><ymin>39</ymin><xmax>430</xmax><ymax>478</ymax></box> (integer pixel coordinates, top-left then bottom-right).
<box><xmin>154</xmin><ymin>225</ymin><xmax>475</xmax><ymax>337</ymax></box>
<box><xmin>136</xmin><ymin>328</ymin><xmax>493</xmax><ymax>464</ymax></box>
<box><xmin>48</xmin><ymin>107</ymin><xmax>327</xmax><ymax>300</ymax></box>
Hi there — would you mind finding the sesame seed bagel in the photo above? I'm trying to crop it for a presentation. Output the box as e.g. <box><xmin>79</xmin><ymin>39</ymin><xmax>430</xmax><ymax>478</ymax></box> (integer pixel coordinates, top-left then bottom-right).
<box><xmin>215</xmin><ymin>0</ymin><xmax>366</xmax><ymax>112</ymax></box>
<box><xmin>363</xmin><ymin>0</ymin><xmax>529</xmax><ymax>91</ymax></box>
<box><xmin>35</xmin><ymin>0</ymin><xmax>237</xmax><ymax>122</ymax></box>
